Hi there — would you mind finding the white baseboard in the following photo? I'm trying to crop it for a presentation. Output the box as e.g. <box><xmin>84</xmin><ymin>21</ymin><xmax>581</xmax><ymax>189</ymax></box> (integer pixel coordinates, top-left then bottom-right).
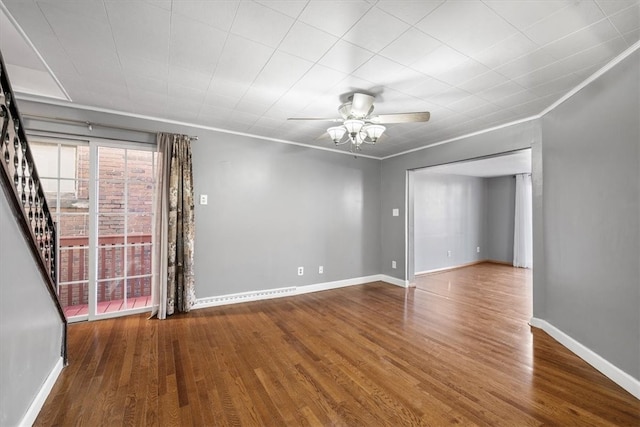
<box><xmin>193</xmin><ymin>274</ymin><xmax>409</xmax><ymax>310</ymax></box>
<box><xmin>19</xmin><ymin>357</ymin><xmax>64</xmax><ymax>427</ymax></box>
<box><xmin>530</xmin><ymin>317</ymin><xmax>640</xmax><ymax>400</ymax></box>
<box><xmin>380</xmin><ymin>274</ymin><xmax>409</xmax><ymax>288</ymax></box>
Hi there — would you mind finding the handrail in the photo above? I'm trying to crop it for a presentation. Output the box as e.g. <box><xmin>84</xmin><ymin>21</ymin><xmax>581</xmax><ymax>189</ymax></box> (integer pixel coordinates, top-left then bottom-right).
<box><xmin>0</xmin><ymin>51</ymin><xmax>67</xmax><ymax>364</ymax></box>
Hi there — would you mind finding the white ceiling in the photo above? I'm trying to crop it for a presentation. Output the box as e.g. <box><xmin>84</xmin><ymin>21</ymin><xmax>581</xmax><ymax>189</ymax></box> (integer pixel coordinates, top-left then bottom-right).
<box><xmin>415</xmin><ymin>149</ymin><xmax>531</xmax><ymax>177</ymax></box>
<box><xmin>1</xmin><ymin>0</ymin><xmax>638</xmax><ymax>158</ymax></box>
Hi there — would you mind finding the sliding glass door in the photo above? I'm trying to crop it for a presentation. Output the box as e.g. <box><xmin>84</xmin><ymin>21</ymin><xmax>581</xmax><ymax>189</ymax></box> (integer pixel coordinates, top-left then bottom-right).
<box><xmin>30</xmin><ymin>137</ymin><xmax>155</xmax><ymax>321</ymax></box>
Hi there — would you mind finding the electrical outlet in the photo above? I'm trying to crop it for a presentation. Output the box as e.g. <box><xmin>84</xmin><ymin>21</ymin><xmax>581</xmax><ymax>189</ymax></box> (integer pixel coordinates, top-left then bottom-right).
<box><xmin>199</xmin><ymin>194</ymin><xmax>208</xmax><ymax>205</ymax></box>
<box><xmin>476</xmin><ymin>246</ymin><xmax>480</xmax><ymax>253</ymax></box>
<box><xmin>392</xmin><ymin>260</ymin><xmax>397</xmax><ymax>269</ymax></box>
<box><xmin>297</xmin><ymin>266</ymin><xmax>304</xmax><ymax>276</ymax></box>
<box><xmin>447</xmin><ymin>250</ymin><xmax>452</xmax><ymax>257</ymax></box>
<box><xmin>319</xmin><ymin>266</ymin><xmax>323</xmax><ymax>274</ymax></box>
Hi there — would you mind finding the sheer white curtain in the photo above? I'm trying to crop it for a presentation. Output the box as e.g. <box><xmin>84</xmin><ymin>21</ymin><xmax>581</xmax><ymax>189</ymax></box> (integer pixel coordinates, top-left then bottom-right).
<box><xmin>513</xmin><ymin>173</ymin><xmax>533</xmax><ymax>268</ymax></box>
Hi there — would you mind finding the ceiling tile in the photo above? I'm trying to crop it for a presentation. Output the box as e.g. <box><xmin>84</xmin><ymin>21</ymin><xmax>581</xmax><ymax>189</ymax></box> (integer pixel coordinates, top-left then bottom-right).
<box><xmin>298</xmin><ymin>0</ymin><xmax>372</xmax><ymax>37</ymax></box>
<box><xmin>411</xmin><ymin>45</ymin><xmax>469</xmax><ymax>77</ymax></box>
<box><xmin>342</xmin><ymin>7</ymin><xmax>410</xmax><ymax>53</ymax></box>
<box><xmin>608</xmin><ymin>3</ymin><xmax>640</xmax><ymax>34</ymax></box>
<box><xmin>379</xmin><ymin>28</ymin><xmax>442</xmax><ymax>67</ymax></box>
<box><xmin>494</xmin><ymin>47</ymin><xmax>558</xmax><ymax>79</ymax></box>
<box><xmin>169</xmin><ymin>14</ymin><xmax>227</xmax><ymax>74</ymax></box>
<box><xmin>318</xmin><ymin>39</ymin><xmax>374</xmax><ymax>74</ymax></box>
<box><xmin>231</xmin><ymin>1</ymin><xmax>294</xmax><ymax>48</ymax></box>
<box><xmin>415</xmin><ymin>1</ymin><xmax>518</xmax><ymax>55</ymax></box>
<box><xmin>121</xmin><ymin>55</ymin><xmax>168</xmax><ymax>81</ymax></box>
<box><xmin>172</xmin><ymin>0</ymin><xmax>239</xmax><ymax>32</ymax></box>
<box><xmin>254</xmin><ymin>0</ymin><xmax>308</xmax><ymax>19</ymax></box>
<box><xmin>595</xmin><ymin>0</ymin><xmax>639</xmax><ymax>16</ymax></box>
<box><xmin>351</xmin><ymin>55</ymin><xmax>407</xmax><ymax>86</ymax></box>
<box><xmin>106</xmin><ymin>1</ymin><xmax>171</xmax><ymax>63</ymax></box>
<box><xmin>471</xmin><ymin>32</ymin><xmax>539</xmax><ymax>69</ymax></box>
<box><xmin>273</xmin><ymin>64</ymin><xmax>347</xmax><ymax>112</ymax></box>
<box><xmin>484</xmin><ymin>0</ymin><xmax>572</xmax><ymax>29</ymax></box>
<box><xmin>623</xmin><ymin>28</ymin><xmax>640</xmax><ymax>45</ymax></box>
<box><xmin>411</xmin><ymin>76</ymin><xmax>454</xmax><ymax>99</ymax></box>
<box><xmin>38</xmin><ymin>2</ymin><xmax>115</xmax><ymax>57</ymax></box>
<box><xmin>278</xmin><ymin>21</ymin><xmax>338</xmax><ymax>63</ymax></box>
<box><xmin>202</xmin><ymin>91</ymin><xmax>239</xmax><ymax>109</ymax></box>
<box><xmin>432</xmin><ymin>59</ymin><xmax>490</xmax><ymax>87</ymax></box>
<box><xmin>543</xmin><ymin>19</ymin><xmax>621</xmax><ymax>60</ymax></box>
<box><xmin>429</xmin><ymin>87</ymin><xmax>472</xmax><ymax>107</ymax></box>
<box><xmin>491</xmin><ymin>89</ymin><xmax>539</xmax><ymax>109</ymax></box>
<box><xmin>458</xmin><ymin>70</ymin><xmax>509</xmax><ymax>94</ymax></box>
<box><xmin>375</xmin><ymin>1</ymin><xmax>444</xmax><ymax>25</ymax></box>
<box><xmin>251</xmin><ymin>51</ymin><xmax>314</xmax><ymax>94</ymax></box>
<box><xmin>384</xmin><ymin>67</ymin><xmax>432</xmax><ymax>94</ymax></box>
<box><xmin>527</xmin><ymin>73</ymin><xmax>583</xmax><ymax>97</ymax></box>
<box><xmin>169</xmin><ymin>65</ymin><xmax>212</xmax><ymax>92</ymax></box>
<box><xmin>477</xmin><ymin>80</ymin><xmax>525</xmax><ymax>101</ymax></box>
<box><xmin>212</xmin><ymin>34</ymin><xmax>274</xmax><ymax>86</ymax></box>
<box><xmin>523</xmin><ymin>1</ymin><xmax>605</xmax><ymax>46</ymax></box>
<box><xmin>125</xmin><ymin>74</ymin><xmax>167</xmax><ymax>95</ymax></box>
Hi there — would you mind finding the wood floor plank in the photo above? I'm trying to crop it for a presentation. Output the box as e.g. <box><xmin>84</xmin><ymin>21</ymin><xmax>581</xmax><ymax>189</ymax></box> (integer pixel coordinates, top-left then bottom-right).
<box><xmin>35</xmin><ymin>263</ymin><xmax>640</xmax><ymax>426</ymax></box>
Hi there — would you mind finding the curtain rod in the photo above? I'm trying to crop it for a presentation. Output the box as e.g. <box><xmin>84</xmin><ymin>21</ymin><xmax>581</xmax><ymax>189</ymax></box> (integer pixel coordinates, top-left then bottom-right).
<box><xmin>21</xmin><ymin>113</ymin><xmax>199</xmax><ymax>141</ymax></box>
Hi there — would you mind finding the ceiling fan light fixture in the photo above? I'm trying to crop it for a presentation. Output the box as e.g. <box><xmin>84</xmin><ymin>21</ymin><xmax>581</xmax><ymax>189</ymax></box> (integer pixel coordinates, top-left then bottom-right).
<box><xmin>364</xmin><ymin>124</ymin><xmax>385</xmax><ymax>142</ymax></box>
<box><xmin>327</xmin><ymin>126</ymin><xmax>346</xmax><ymax>143</ymax></box>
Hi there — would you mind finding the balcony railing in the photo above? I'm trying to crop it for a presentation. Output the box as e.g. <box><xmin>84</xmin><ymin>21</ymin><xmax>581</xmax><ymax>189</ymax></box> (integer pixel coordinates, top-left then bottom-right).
<box><xmin>0</xmin><ymin>51</ymin><xmax>67</xmax><ymax>362</ymax></box>
<box><xmin>59</xmin><ymin>234</ymin><xmax>152</xmax><ymax>317</ymax></box>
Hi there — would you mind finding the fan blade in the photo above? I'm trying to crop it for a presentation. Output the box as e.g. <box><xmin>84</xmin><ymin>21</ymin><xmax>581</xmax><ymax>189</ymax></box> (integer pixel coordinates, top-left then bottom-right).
<box><xmin>350</xmin><ymin>93</ymin><xmax>375</xmax><ymax>118</ymax></box>
<box><xmin>370</xmin><ymin>112</ymin><xmax>430</xmax><ymax>124</ymax></box>
<box><xmin>287</xmin><ymin>117</ymin><xmax>343</xmax><ymax>122</ymax></box>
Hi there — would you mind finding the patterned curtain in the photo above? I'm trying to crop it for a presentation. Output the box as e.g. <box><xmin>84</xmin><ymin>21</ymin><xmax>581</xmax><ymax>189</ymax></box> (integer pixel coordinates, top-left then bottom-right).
<box><xmin>151</xmin><ymin>132</ymin><xmax>196</xmax><ymax>319</ymax></box>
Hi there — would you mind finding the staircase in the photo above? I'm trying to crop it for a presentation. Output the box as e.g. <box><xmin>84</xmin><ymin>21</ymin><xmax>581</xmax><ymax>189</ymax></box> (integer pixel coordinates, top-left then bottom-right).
<box><xmin>0</xmin><ymin>51</ymin><xmax>67</xmax><ymax>363</ymax></box>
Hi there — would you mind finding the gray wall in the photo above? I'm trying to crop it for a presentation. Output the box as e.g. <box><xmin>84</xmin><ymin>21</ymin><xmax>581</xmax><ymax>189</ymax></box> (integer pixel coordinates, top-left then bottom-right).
<box><xmin>192</xmin><ymin>133</ymin><xmax>381</xmax><ymax>297</ymax></box>
<box><xmin>486</xmin><ymin>175</ymin><xmax>516</xmax><ymax>263</ymax></box>
<box><xmin>18</xmin><ymin>101</ymin><xmax>381</xmax><ymax>299</ymax></box>
<box><xmin>413</xmin><ymin>173</ymin><xmax>486</xmax><ymax>272</ymax></box>
<box><xmin>412</xmin><ymin>173</ymin><xmax>516</xmax><ymax>273</ymax></box>
<box><xmin>0</xmin><ymin>188</ymin><xmax>64</xmax><ymax>426</ymax></box>
<box><xmin>540</xmin><ymin>50</ymin><xmax>639</xmax><ymax>379</ymax></box>
<box><xmin>381</xmin><ymin>120</ymin><xmax>538</xmax><ymax>281</ymax></box>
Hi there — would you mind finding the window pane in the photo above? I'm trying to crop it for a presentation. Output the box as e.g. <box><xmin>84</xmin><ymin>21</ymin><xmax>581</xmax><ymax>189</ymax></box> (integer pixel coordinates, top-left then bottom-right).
<box><xmin>128</xmin><ymin>214</ymin><xmax>152</xmax><ymax>236</ymax></box>
<box><xmin>97</xmin><ymin>244</ymin><xmax>124</xmax><ymax>279</ymax></box>
<box><xmin>58</xmin><ymin>282</ymin><xmax>89</xmax><ymax>308</ymax></box>
<box><xmin>126</xmin><ymin>244</ymin><xmax>152</xmax><ymax>276</ymax></box>
<box><xmin>58</xmin><ymin>179</ymin><xmax>89</xmax><ymax>214</ymax></box>
<box><xmin>58</xmin><ymin>246</ymin><xmax>89</xmax><ymax>283</ymax></box>
<box><xmin>58</xmin><ymin>214</ymin><xmax>89</xmax><ymax>238</ymax></box>
<box><xmin>126</xmin><ymin>277</ymin><xmax>152</xmax><ymax>309</ymax></box>
<box><xmin>40</xmin><ymin>178</ymin><xmax>58</xmax><ymax>211</ymax></box>
<box><xmin>30</xmin><ymin>142</ymin><xmax>60</xmax><ymax>179</ymax></box>
<box><xmin>98</xmin><ymin>146</ymin><xmax>125</xmax><ymax>180</ymax></box>
<box><xmin>128</xmin><ymin>181</ymin><xmax>154</xmax><ymax>214</ymax></box>
<box><xmin>97</xmin><ymin>279</ymin><xmax>125</xmax><ymax>310</ymax></box>
<box><xmin>98</xmin><ymin>214</ymin><xmax>125</xmax><ymax>236</ymax></box>
<box><xmin>97</xmin><ymin>180</ymin><xmax>125</xmax><ymax>213</ymax></box>
<box><xmin>126</xmin><ymin>150</ymin><xmax>154</xmax><ymax>180</ymax></box>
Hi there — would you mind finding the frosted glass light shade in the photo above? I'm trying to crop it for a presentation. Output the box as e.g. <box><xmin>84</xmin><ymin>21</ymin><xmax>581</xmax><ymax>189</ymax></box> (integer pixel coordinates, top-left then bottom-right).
<box><xmin>364</xmin><ymin>124</ymin><xmax>385</xmax><ymax>142</ymax></box>
<box><xmin>327</xmin><ymin>126</ymin><xmax>346</xmax><ymax>142</ymax></box>
<box><xmin>343</xmin><ymin>119</ymin><xmax>364</xmax><ymax>134</ymax></box>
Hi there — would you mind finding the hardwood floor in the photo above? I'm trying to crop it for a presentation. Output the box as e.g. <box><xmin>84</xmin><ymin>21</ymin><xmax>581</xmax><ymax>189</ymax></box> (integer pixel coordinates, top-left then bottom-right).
<box><xmin>36</xmin><ymin>263</ymin><xmax>639</xmax><ymax>426</ymax></box>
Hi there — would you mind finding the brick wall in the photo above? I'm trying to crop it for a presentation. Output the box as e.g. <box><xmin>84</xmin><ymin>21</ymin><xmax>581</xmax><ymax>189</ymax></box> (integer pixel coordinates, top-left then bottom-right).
<box><xmin>39</xmin><ymin>145</ymin><xmax>155</xmax><ymax>307</ymax></box>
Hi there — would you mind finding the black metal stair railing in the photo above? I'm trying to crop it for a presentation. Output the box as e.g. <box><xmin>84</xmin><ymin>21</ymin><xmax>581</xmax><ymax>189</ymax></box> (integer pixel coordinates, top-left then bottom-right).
<box><xmin>0</xmin><ymin>50</ymin><xmax>67</xmax><ymax>364</ymax></box>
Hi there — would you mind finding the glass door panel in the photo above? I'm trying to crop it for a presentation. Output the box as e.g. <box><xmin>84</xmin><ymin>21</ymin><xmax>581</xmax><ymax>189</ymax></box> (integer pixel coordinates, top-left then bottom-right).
<box><xmin>94</xmin><ymin>144</ymin><xmax>155</xmax><ymax>318</ymax></box>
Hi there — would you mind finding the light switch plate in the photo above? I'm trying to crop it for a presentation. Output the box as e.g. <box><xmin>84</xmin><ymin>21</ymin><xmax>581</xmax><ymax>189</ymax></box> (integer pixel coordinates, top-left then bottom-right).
<box><xmin>392</xmin><ymin>208</ymin><xmax>399</xmax><ymax>216</ymax></box>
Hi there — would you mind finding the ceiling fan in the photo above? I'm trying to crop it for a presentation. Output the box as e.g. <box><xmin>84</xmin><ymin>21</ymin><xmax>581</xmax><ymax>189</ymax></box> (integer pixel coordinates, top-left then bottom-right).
<box><xmin>287</xmin><ymin>92</ymin><xmax>430</xmax><ymax>152</ymax></box>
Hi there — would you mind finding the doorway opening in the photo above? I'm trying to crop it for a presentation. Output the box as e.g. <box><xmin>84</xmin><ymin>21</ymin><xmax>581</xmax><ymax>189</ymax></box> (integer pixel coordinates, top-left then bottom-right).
<box><xmin>406</xmin><ymin>149</ymin><xmax>532</xmax><ymax>285</ymax></box>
